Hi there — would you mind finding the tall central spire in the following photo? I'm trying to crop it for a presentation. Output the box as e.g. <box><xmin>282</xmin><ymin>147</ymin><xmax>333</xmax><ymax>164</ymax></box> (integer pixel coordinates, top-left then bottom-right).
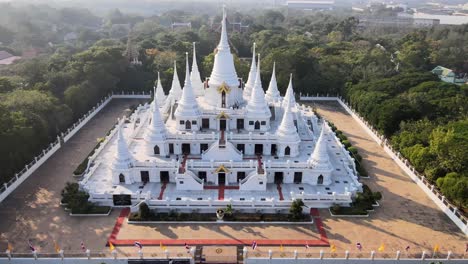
<box><xmin>217</xmin><ymin>5</ymin><xmax>230</xmax><ymax>52</ymax></box>
<box><xmin>208</xmin><ymin>6</ymin><xmax>238</xmax><ymax>88</ymax></box>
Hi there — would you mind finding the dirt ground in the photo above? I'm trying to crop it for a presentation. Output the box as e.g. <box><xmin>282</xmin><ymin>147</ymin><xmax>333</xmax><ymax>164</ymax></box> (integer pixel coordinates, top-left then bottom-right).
<box><xmin>309</xmin><ymin>100</ymin><xmax>466</xmax><ymax>257</ymax></box>
<box><xmin>0</xmin><ymin>99</ymin><xmax>145</xmax><ymax>253</ymax></box>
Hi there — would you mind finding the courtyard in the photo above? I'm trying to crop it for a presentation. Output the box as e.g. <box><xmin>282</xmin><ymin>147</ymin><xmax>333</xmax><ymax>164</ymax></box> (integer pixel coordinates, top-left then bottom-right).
<box><xmin>0</xmin><ymin>98</ymin><xmax>465</xmax><ymax>258</ymax></box>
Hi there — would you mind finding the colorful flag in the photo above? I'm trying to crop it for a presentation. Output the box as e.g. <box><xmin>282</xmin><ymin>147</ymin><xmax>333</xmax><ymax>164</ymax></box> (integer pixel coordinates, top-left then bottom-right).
<box><xmin>405</xmin><ymin>245</ymin><xmax>410</xmax><ymax>251</ymax></box>
<box><xmin>356</xmin><ymin>242</ymin><xmax>362</xmax><ymax>251</ymax></box>
<box><xmin>108</xmin><ymin>241</ymin><xmax>115</xmax><ymax>252</ymax></box>
<box><xmin>305</xmin><ymin>242</ymin><xmax>309</xmax><ymax>249</ymax></box>
<box><xmin>134</xmin><ymin>241</ymin><xmax>142</xmax><ymax>250</ymax></box>
<box><xmin>280</xmin><ymin>244</ymin><xmax>283</xmax><ymax>251</ymax></box>
<box><xmin>251</xmin><ymin>241</ymin><xmax>257</xmax><ymax>250</ymax></box>
<box><xmin>80</xmin><ymin>241</ymin><xmax>86</xmax><ymax>252</ymax></box>
<box><xmin>54</xmin><ymin>241</ymin><xmax>61</xmax><ymax>253</ymax></box>
<box><xmin>7</xmin><ymin>242</ymin><xmax>13</xmax><ymax>252</ymax></box>
<box><xmin>28</xmin><ymin>240</ymin><xmax>36</xmax><ymax>252</ymax></box>
<box><xmin>378</xmin><ymin>243</ymin><xmax>385</xmax><ymax>252</ymax></box>
<box><xmin>330</xmin><ymin>244</ymin><xmax>336</xmax><ymax>253</ymax></box>
<box><xmin>433</xmin><ymin>245</ymin><xmax>439</xmax><ymax>252</ymax></box>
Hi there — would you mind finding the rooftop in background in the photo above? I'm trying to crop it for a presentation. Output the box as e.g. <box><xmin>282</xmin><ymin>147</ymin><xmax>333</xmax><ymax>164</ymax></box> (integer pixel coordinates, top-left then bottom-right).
<box><xmin>0</xmin><ymin>51</ymin><xmax>21</xmax><ymax>65</ymax></box>
<box><xmin>431</xmin><ymin>66</ymin><xmax>467</xmax><ymax>85</ymax></box>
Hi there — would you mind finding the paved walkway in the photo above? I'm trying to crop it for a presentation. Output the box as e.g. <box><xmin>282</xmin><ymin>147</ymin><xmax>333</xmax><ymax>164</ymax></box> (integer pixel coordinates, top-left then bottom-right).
<box><xmin>309</xmin><ymin>100</ymin><xmax>466</xmax><ymax>256</ymax></box>
<box><xmin>0</xmin><ymin>99</ymin><xmax>145</xmax><ymax>252</ymax></box>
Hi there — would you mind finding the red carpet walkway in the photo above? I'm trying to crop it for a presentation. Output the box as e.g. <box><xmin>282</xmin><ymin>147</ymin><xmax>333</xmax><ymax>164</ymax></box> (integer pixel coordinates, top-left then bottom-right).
<box><xmin>276</xmin><ymin>184</ymin><xmax>284</xmax><ymax>200</ymax></box>
<box><xmin>157</xmin><ymin>182</ymin><xmax>167</xmax><ymax>200</ymax></box>
<box><xmin>108</xmin><ymin>207</ymin><xmax>329</xmax><ymax>247</ymax></box>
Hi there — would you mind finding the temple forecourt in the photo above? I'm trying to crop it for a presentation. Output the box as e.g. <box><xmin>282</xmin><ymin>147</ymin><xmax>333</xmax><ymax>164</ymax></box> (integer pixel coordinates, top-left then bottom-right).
<box><xmin>80</xmin><ymin>8</ymin><xmax>362</xmax><ymax>212</ymax></box>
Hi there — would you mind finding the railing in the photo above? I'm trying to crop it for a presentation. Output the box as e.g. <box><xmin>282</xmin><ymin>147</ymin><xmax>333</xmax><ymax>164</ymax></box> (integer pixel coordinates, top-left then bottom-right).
<box><xmin>299</xmin><ymin>94</ymin><xmax>468</xmax><ymax>235</ymax></box>
<box><xmin>243</xmin><ymin>248</ymin><xmax>466</xmax><ymax>263</ymax></box>
<box><xmin>0</xmin><ymin>91</ymin><xmax>151</xmax><ymax>204</ymax></box>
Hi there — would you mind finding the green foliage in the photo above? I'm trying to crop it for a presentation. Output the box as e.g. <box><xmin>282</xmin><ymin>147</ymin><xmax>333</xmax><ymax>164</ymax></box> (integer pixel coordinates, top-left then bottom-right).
<box><xmin>436</xmin><ymin>173</ymin><xmax>468</xmax><ymax>208</ymax></box>
<box><xmin>61</xmin><ymin>182</ymin><xmax>105</xmax><ymax>214</ymax></box>
<box><xmin>138</xmin><ymin>202</ymin><xmax>152</xmax><ymax>219</ymax></box>
<box><xmin>289</xmin><ymin>199</ymin><xmax>305</xmax><ymax>220</ymax></box>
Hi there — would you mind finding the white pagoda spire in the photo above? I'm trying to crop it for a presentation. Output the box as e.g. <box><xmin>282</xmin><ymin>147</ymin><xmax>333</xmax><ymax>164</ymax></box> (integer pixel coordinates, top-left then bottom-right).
<box><xmin>168</xmin><ymin>60</ymin><xmax>182</xmax><ymax>101</ymax></box>
<box><xmin>246</xmin><ymin>54</ymin><xmax>271</xmax><ymax>119</ymax></box>
<box><xmin>190</xmin><ymin>42</ymin><xmax>204</xmax><ymax>96</ymax></box>
<box><xmin>276</xmin><ymin>100</ymin><xmax>300</xmax><ymax>142</ymax></box>
<box><xmin>243</xmin><ymin>42</ymin><xmax>256</xmax><ymax>100</ymax></box>
<box><xmin>208</xmin><ymin>5</ymin><xmax>238</xmax><ymax>88</ymax></box>
<box><xmin>112</xmin><ymin>121</ymin><xmax>134</xmax><ymax>170</ymax></box>
<box><xmin>155</xmin><ymin>72</ymin><xmax>166</xmax><ymax>105</ymax></box>
<box><xmin>308</xmin><ymin>123</ymin><xmax>332</xmax><ymax>170</ymax></box>
<box><xmin>265</xmin><ymin>62</ymin><xmax>281</xmax><ymax>103</ymax></box>
<box><xmin>145</xmin><ymin>95</ymin><xmax>166</xmax><ymax>143</ymax></box>
<box><xmin>174</xmin><ymin>52</ymin><xmax>201</xmax><ymax>119</ymax></box>
<box><xmin>282</xmin><ymin>74</ymin><xmax>296</xmax><ymax>109</ymax></box>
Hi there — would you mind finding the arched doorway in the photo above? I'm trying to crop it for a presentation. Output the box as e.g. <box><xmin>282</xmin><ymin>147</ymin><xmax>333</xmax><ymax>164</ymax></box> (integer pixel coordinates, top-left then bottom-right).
<box><xmin>154</xmin><ymin>145</ymin><xmax>160</xmax><ymax>155</ymax></box>
<box><xmin>185</xmin><ymin>120</ymin><xmax>191</xmax><ymax>130</ymax></box>
<box><xmin>285</xmin><ymin>146</ymin><xmax>291</xmax><ymax>156</ymax></box>
<box><xmin>221</xmin><ymin>91</ymin><xmax>226</xmax><ymax>108</ymax></box>
<box><xmin>119</xmin><ymin>173</ymin><xmax>125</xmax><ymax>183</ymax></box>
<box><xmin>254</xmin><ymin>121</ymin><xmax>260</xmax><ymax>130</ymax></box>
<box><xmin>317</xmin><ymin>175</ymin><xmax>324</xmax><ymax>185</ymax></box>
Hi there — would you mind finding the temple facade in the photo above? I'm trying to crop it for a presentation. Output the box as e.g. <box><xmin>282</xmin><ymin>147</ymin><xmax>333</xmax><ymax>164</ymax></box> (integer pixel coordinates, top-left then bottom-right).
<box><xmin>80</xmin><ymin>8</ymin><xmax>362</xmax><ymax>210</ymax></box>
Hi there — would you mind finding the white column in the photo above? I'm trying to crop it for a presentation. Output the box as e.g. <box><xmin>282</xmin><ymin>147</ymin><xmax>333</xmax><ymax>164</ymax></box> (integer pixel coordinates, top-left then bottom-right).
<box><xmin>395</xmin><ymin>250</ymin><xmax>400</xmax><ymax>260</ymax></box>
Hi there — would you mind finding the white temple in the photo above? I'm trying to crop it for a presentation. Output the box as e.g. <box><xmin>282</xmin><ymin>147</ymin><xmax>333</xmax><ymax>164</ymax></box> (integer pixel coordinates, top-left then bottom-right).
<box><xmin>80</xmin><ymin>7</ymin><xmax>362</xmax><ymax>210</ymax></box>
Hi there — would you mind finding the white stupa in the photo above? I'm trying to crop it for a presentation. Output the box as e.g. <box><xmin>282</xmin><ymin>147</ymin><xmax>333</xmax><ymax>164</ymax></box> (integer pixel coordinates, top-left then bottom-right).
<box><xmin>265</xmin><ymin>62</ymin><xmax>282</xmax><ymax>103</ymax></box>
<box><xmin>174</xmin><ymin>52</ymin><xmax>201</xmax><ymax>130</ymax></box>
<box><xmin>191</xmin><ymin>42</ymin><xmax>205</xmax><ymax>97</ymax></box>
<box><xmin>282</xmin><ymin>74</ymin><xmax>296</xmax><ymax>110</ymax></box>
<box><xmin>154</xmin><ymin>72</ymin><xmax>166</xmax><ymax>106</ymax></box>
<box><xmin>167</xmin><ymin>61</ymin><xmax>182</xmax><ymax>102</ymax></box>
<box><xmin>245</xmin><ymin>54</ymin><xmax>271</xmax><ymax>120</ymax></box>
<box><xmin>243</xmin><ymin>42</ymin><xmax>256</xmax><ymax>101</ymax></box>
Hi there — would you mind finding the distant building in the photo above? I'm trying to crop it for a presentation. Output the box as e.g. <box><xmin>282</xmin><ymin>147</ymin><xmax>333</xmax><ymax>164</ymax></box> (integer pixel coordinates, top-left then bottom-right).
<box><xmin>0</xmin><ymin>51</ymin><xmax>21</xmax><ymax>65</ymax></box>
<box><xmin>64</xmin><ymin>32</ymin><xmax>78</xmax><ymax>43</ymax></box>
<box><xmin>432</xmin><ymin>66</ymin><xmax>467</xmax><ymax>85</ymax></box>
<box><xmin>286</xmin><ymin>0</ymin><xmax>335</xmax><ymax>10</ymax></box>
<box><xmin>171</xmin><ymin>22</ymin><xmax>192</xmax><ymax>31</ymax></box>
<box><xmin>413</xmin><ymin>18</ymin><xmax>440</xmax><ymax>27</ymax></box>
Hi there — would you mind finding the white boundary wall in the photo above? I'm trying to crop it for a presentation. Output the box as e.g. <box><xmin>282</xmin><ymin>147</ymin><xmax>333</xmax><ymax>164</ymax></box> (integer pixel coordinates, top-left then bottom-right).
<box><xmin>0</xmin><ymin>92</ymin><xmax>151</xmax><ymax>204</ymax></box>
<box><xmin>300</xmin><ymin>96</ymin><xmax>468</xmax><ymax>236</ymax></box>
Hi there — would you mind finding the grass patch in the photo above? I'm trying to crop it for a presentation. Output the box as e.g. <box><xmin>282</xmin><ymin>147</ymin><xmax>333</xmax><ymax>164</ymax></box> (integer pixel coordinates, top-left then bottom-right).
<box><xmin>330</xmin><ymin>184</ymin><xmax>381</xmax><ymax>215</ymax></box>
